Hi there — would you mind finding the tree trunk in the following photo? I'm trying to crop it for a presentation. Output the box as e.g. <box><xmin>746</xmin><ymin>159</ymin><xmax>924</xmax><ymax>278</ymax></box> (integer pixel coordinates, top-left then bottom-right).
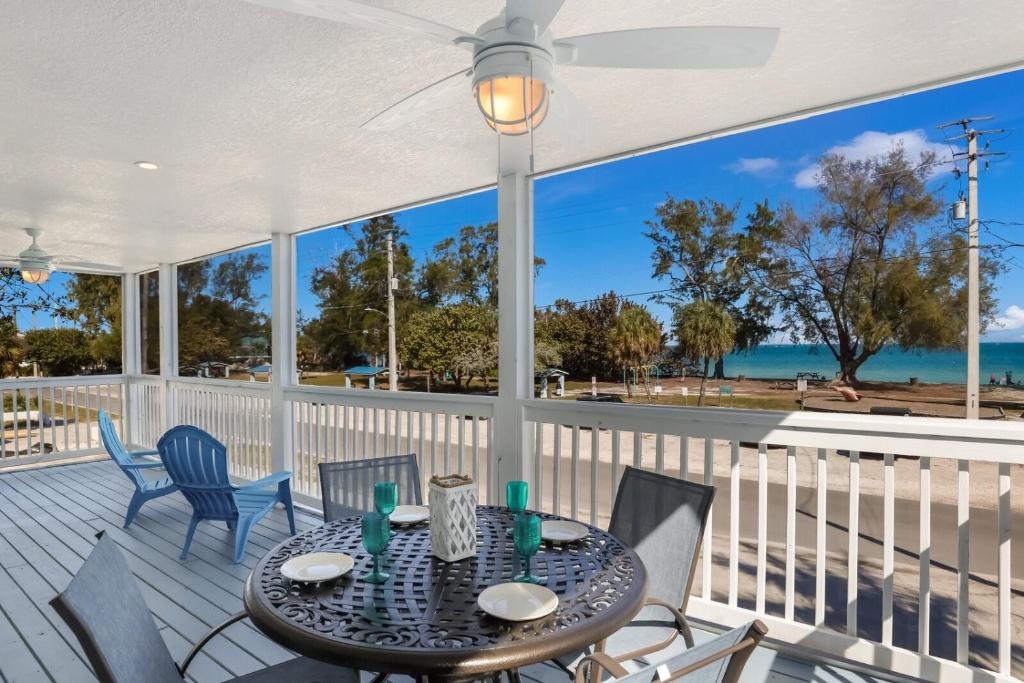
<box><xmin>624</xmin><ymin>368</ymin><xmax>634</xmax><ymax>399</ymax></box>
<box><xmin>698</xmin><ymin>358</ymin><xmax>709</xmax><ymax>406</ymax></box>
<box><xmin>641</xmin><ymin>367</ymin><xmax>653</xmax><ymax>404</ymax></box>
<box><xmin>426</xmin><ymin>371</ymin><xmax>432</xmax><ymax>393</ymax></box>
<box><xmin>713</xmin><ymin>356</ymin><xmax>726</xmax><ymax>380</ymax></box>
<box><xmin>837</xmin><ymin>350</ymin><xmax>870</xmax><ymax>387</ymax></box>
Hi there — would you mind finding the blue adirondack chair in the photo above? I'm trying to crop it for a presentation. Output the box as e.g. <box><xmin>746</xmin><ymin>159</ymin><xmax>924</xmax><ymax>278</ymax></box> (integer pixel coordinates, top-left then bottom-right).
<box><xmin>156</xmin><ymin>425</ymin><xmax>296</xmax><ymax>563</ymax></box>
<box><xmin>98</xmin><ymin>410</ymin><xmax>178</xmax><ymax>528</ymax></box>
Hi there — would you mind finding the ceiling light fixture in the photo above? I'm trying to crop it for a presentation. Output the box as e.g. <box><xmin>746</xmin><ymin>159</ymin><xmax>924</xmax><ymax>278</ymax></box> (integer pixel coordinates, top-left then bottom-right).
<box><xmin>20</xmin><ymin>268</ymin><xmax>50</xmax><ymax>285</ymax></box>
<box><xmin>473</xmin><ymin>46</ymin><xmax>551</xmax><ymax>136</ymax></box>
<box><xmin>134</xmin><ymin>161</ymin><xmax>159</xmax><ymax>170</ymax></box>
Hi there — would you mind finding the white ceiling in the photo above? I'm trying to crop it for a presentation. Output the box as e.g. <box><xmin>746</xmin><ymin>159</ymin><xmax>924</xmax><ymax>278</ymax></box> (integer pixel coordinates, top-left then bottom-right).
<box><xmin>2</xmin><ymin>0</ymin><xmax>1023</xmax><ymax>271</ymax></box>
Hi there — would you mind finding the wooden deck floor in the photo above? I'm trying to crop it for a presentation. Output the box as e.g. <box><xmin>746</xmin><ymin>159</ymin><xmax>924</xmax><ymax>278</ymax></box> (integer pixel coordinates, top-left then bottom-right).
<box><xmin>0</xmin><ymin>460</ymin><xmax>893</xmax><ymax>683</ymax></box>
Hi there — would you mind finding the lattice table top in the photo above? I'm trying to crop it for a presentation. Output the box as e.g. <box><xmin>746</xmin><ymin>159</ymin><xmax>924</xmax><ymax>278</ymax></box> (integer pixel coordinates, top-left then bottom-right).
<box><xmin>244</xmin><ymin>505</ymin><xmax>648</xmax><ymax>679</ymax></box>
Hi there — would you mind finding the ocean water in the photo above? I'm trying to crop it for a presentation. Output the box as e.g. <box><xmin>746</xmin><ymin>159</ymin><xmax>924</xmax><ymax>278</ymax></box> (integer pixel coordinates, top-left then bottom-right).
<box><xmin>719</xmin><ymin>343</ymin><xmax>1024</xmax><ymax>384</ymax></box>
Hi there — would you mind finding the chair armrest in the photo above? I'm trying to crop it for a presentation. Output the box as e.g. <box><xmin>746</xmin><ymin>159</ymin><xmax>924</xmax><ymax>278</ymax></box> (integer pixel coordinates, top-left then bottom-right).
<box><xmin>236</xmin><ymin>471</ymin><xmax>292</xmax><ymax>491</ymax></box>
<box><xmin>574</xmin><ymin>653</ymin><xmax>629</xmax><ymax>683</ymax></box>
<box><xmin>122</xmin><ymin>461</ymin><xmax>165</xmax><ymax>470</ymax></box>
<box><xmin>644</xmin><ymin>597</ymin><xmax>696</xmax><ymax>648</ymax></box>
<box><xmin>179</xmin><ymin>612</ymin><xmax>248</xmax><ymax>676</ymax></box>
<box><xmin>129</xmin><ymin>449</ymin><xmax>160</xmax><ymax>458</ymax></box>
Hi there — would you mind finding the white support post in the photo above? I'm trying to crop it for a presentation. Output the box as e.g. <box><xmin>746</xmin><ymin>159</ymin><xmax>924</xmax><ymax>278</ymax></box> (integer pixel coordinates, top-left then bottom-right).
<box><xmin>121</xmin><ymin>272</ymin><xmax>140</xmax><ymax>445</ymax></box>
<box><xmin>157</xmin><ymin>263</ymin><xmax>177</xmax><ymax>430</ymax></box>
<box><xmin>495</xmin><ymin>136</ymin><xmax>535</xmax><ymax>500</ymax></box>
<box><xmin>270</xmin><ymin>232</ymin><xmax>296</xmax><ymax>474</ymax></box>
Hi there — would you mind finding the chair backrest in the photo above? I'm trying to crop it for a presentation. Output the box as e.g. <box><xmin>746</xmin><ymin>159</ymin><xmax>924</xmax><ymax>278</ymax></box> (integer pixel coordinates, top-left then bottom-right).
<box><xmin>612</xmin><ymin>621</ymin><xmax>765</xmax><ymax>683</ymax></box>
<box><xmin>608</xmin><ymin>466</ymin><xmax>715</xmax><ymax>610</ymax></box>
<box><xmin>158</xmin><ymin>425</ymin><xmax>238</xmax><ymax>521</ymax></box>
<box><xmin>98</xmin><ymin>410</ymin><xmax>145</xmax><ymax>488</ymax></box>
<box><xmin>319</xmin><ymin>454</ymin><xmax>422</xmax><ymax>522</ymax></box>
<box><xmin>50</xmin><ymin>532</ymin><xmax>183</xmax><ymax>683</ymax></box>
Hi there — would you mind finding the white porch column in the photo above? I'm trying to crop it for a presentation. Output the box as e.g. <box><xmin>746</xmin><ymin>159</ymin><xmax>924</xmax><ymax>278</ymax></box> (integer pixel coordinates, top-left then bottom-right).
<box><xmin>157</xmin><ymin>263</ymin><xmax>178</xmax><ymax>429</ymax></box>
<box><xmin>121</xmin><ymin>272</ymin><xmax>140</xmax><ymax>445</ymax></box>
<box><xmin>270</xmin><ymin>232</ymin><xmax>296</xmax><ymax>473</ymax></box>
<box><xmin>495</xmin><ymin>136</ymin><xmax>535</xmax><ymax>499</ymax></box>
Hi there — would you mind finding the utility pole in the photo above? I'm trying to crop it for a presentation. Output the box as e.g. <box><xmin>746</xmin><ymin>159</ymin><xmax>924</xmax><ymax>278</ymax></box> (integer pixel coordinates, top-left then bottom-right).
<box><xmin>386</xmin><ymin>232</ymin><xmax>398</xmax><ymax>391</ymax></box>
<box><xmin>938</xmin><ymin>117</ymin><xmax>1006</xmax><ymax>420</ymax></box>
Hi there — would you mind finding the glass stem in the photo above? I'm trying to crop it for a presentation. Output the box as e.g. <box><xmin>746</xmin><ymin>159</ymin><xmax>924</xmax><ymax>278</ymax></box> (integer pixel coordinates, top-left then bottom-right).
<box><xmin>524</xmin><ymin>554</ymin><xmax>531</xmax><ymax>578</ymax></box>
<box><xmin>373</xmin><ymin>554</ymin><xmax>380</xmax><ymax>577</ymax></box>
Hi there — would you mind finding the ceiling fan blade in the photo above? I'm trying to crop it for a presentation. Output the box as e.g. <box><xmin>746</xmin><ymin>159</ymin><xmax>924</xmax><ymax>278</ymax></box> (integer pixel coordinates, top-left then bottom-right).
<box><xmin>506</xmin><ymin>0</ymin><xmax>565</xmax><ymax>35</ymax></box>
<box><xmin>543</xmin><ymin>77</ymin><xmax>589</xmax><ymax>146</ymax></box>
<box><xmin>554</xmin><ymin>26</ymin><xmax>780</xmax><ymax>69</ymax></box>
<box><xmin>362</xmin><ymin>69</ymin><xmax>472</xmax><ymax>131</ymax></box>
<box><xmin>241</xmin><ymin>0</ymin><xmax>481</xmax><ymax>48</ymax></box>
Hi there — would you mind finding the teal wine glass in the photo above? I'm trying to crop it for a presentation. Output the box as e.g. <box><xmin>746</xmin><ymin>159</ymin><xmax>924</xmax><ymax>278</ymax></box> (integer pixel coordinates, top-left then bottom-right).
<box><xmin>506</xmin><ymin>480</ymin><xmax>528</xmax><ymax>535</ymax></box>
<box><xmin>360</xmin><ymin>512</ymin><xmax>391</xmax><ymax>584</ymax></box>
<box><xmin>374</xmin><ymin>481</ymin><xmax>398</xmax><ymax>536</ymax></box>
<box><xmin>513</xmin><ymin>513</ymin><xmax>543</xmax><ymax>584</ymax></box>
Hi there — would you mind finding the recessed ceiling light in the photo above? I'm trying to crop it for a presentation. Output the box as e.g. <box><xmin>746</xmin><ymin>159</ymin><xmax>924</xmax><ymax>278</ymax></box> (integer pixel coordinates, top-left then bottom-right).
<box><xmin>134</xmin><ymin>161</ymin><xmax>159</xmax><ymax>170</ymax></box>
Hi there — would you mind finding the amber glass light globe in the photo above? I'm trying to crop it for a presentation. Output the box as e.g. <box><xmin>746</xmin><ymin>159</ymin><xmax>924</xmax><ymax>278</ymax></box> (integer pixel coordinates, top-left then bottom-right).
<box><xmin>21</xmin><ymin>268</ymin><xmax>49</xmax><ymax>284</ymax></box>
<box><xmin>475</xmin><ymin>75</ymin><xmax>549</xmax><ymax>135</ymax></box>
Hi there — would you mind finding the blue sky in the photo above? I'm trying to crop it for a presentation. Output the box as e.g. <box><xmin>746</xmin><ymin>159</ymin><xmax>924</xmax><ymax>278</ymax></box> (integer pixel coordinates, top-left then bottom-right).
<box><xmin>20</xmin><ymin>69</ymin><xmax>1024</xmax><ymax>342</ymax></box>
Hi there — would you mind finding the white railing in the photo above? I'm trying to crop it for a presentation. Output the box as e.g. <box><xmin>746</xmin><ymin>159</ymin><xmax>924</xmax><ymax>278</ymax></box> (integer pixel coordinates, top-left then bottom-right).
<box><xmin>0</xmin><ymin>375</ymin><xmax>126</xmax><ymax>468</ymax></box>
<box><xmin>284</xmin><ymin>386</ymin><xmax>496</xmax><ymax>505</ymax></box>
<box><xmin>125</xmin><ymin>374</ymin><xmax>164</xmax><ymax>449</ymax></box>
<box><xmin>166</xmin><ymin>377</ymin><xmax>273</xmax><ymax>482</ymax></box>
<box><xmin>523</xmin><ymin>399</ymin><xmax>1022</xmax><ymax>683</ymax></box>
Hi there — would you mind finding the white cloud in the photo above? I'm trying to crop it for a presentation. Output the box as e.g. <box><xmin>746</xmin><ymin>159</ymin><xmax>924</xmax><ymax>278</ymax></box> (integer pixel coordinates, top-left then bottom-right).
<box><xmin>794</xmin><ymin>129</ymin><xmax>949</xmax><ymax>188</ymax></box>
<box><xmin>994</xmin><ymin>305</ymin><xmax>1024</xmax><ymax>331</ymax></box>
<box><xmin>726</xmin><ymin>157</ymin><xmax>780</xmax><ymax>175</ymax></box>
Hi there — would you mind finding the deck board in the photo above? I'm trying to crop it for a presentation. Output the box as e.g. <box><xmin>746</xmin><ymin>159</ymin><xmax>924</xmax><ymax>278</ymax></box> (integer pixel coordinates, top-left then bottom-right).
<box><xmin>0</xmin><ymin>460</ymin><xmax>893</xmax><ymax>683</ymax></box>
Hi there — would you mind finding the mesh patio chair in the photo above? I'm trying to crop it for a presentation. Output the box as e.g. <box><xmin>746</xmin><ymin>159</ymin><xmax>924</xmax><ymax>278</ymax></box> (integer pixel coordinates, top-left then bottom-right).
<box><xmin>158</xmin><ymin>424</ymin><xmax>295</xmax><ymax>563</ymax></box>
<box><xmin>318</xmin><ymin>454</ymin><xmax>422</xmax><ymax>522</ymax></box>
<box><xmin>574</xmin><ymin>620</ymin><xmax>766</xmax><ymax>683</ymax></box>
<box><xmin>50</xmin><ymin>531</ymin><xmax>359</xmax><ymax>683</ymax></box>
<box><xmin>98</xmin><ymin>409</ymin><xmax>177</xmax><ymax>528</ymax></box>
<box><xmin>558</xmin><ymin>466</ymin><xmax>716</xmax><ymax>675</ymax></box>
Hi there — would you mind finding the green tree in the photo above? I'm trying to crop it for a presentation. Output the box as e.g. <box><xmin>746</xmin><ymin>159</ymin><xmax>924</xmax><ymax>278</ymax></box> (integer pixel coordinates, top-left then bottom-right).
<box><xmin>66</xmin><ymin>274</ymin><xmax>122</xmax><ymax>371</ymax></box>
<box><xmin>400</xmin><ymin>303</ymin><xmax>497</xmax><ymax>391</ymax></box>
<box><xmin>674</xmin><ymin>301</ymin><xmax>736</xmax><ymax>406</ymax></box>
<box><xmin>609</xmin><ymin>304</ymin><xmax>664</xmax><ymax>401</ymax></box>
<box><xmin>23</xmin><ymin>328</ymin><xmax>94</xmax><ymax>376</ymax></box>
<box><xmin>644</xmin><ymin>196</ymin><xmax>773</xmax><ymax>379</ymax></box>
<box><xmin>743</xmin><ymin>145</ymin><xmax>1001</xmax><ymax>386</ymax></box>
<box><xmin>535</xmin><ymin>292</ymin><xmax>621</xmax><ymax>380</ymax></box>
<box><xmin>0</xmin><ymin>268</ymin><xmax>69</xmax><ymax>320</ymax></box>
<box><xmin>0</xmin><ymin>317</ymin><xmax>23</xmax><ymax>378</ymax></box>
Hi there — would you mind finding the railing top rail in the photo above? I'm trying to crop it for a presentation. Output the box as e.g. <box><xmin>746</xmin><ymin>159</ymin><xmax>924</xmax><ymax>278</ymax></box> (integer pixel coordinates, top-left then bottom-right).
<box><xmin>125</xmin><ymin>373</ymin><xmax>164</xmax><ymax>384</ymax></box>
<box><xmin>167</xmin><ymin>376</ymin><xmax>271</xmax><ymax>394</ymax></box>
<box><xmin>284</xmin><ymin>384</ymin><xmax>496</xmax><ymax>416</ymax></box>
<box><xmin>523</xmin><ymin>399</ymin><xmax>1024</xmax><ymax>463</ymax></box>
<box><xmin>0</xmin><ymin>374</ymin><xmax>126</xmax><ymax>389</ymax></box>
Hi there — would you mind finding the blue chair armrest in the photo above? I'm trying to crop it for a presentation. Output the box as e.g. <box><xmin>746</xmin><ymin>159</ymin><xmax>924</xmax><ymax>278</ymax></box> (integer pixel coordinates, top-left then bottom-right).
<box><xmin>129</xmin><ymin>449</ymin><xmax>160</xmax><ymax>458</ymax></box>
<box><xmin>236</xmin><ymin>471</ymin><xmax>292</xmax><ymax>492</ymax></box>
<box><xmin>122</xmin><ymin>461</ymin><xmax>165</xmax><ymax>470</ymax></box>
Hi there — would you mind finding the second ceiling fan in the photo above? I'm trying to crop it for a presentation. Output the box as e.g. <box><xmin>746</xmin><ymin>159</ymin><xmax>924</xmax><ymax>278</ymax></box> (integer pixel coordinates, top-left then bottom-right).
<box><xmin>243</xmin><ymin>0</ymin><xmax>779</xmax><ymax>136</ymax></box>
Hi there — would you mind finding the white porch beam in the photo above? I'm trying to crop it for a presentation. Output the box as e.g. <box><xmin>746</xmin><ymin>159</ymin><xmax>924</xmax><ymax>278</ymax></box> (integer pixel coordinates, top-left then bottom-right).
<box><xmin>494</xmin><ymin>135</ymin><xmax>535</xmax><ymax>500</ymax></box>
<box><xmin>157</xmin><ymin>263</ymin><xmax>178</xmax><ymax>428</ymax></box>
<box><xmin>270</xmin><ymin>232</ymin><xmax>296</xmax><ymax>473</ymax></box>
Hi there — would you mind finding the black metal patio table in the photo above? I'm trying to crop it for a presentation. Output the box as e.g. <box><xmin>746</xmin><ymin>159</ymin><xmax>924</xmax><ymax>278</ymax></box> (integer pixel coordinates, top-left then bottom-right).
<box><xmin>244</xmin><ymin>505</ymin><xmax>648</xmax><ymax>681</ymax></box>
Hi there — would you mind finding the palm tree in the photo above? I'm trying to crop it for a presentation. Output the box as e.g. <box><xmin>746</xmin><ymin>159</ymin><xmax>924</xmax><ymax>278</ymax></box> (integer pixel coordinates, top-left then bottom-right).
<box><xmin>674</xmin><ymin>301</ymin><xmax>736</xmax><ymax>406</ymax></box>
<box><xmin>0</xmin><ymin>317</ymin><xmax>22</xmax><ymax>378</ymax></box>
<box><xmin>610</xmin><ymin>305</ymin><xmax>663</xmax><ymax>401</ymax></box>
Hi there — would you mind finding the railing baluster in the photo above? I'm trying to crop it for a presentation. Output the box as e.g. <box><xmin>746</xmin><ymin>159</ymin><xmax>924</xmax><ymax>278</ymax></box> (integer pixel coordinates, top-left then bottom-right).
<box><xmin>429</xmin><ymin>412</ymin><xmax>437</xmax><ymax>477</ymax></box>
<box><xmin>882</xmin><ymin>452</ymin><xmax>894</xmax><ymax>645</ymax></box>
<box><xmin>756</xmin><ymin>442</ymin><xmax>768</xmax><ymax>613</ymax></box>
<box><xmin>786</xmin><ymin>445</ymin><xmax>797</xmax><ymax>621</ymax></box>
<box><xmin>680</xmin><ymin>435</ymin><xmax>689</xmax><ymax>481</ymax></box>
<box><xmin>997</xmin><ymin>462</ymin><xmax>1011</xmax><ymax>675</ymax></box>
<box><xmin>552</xmin><ymin>424</ymin><xmax>562</xmax><ymax>516</ymax></box>
<box><xmin>384</xmin><ymin>409</ymin><xmax>391</xmax><ymax>457</ymax></box>
<box><xmin>406</xmin><ymin>410</ymin><xmax>413</xmax><ymax>455</ymax></box>
<box><xmin>848</xmin><ymin>450</ymin><xmax>860</xmax><ymax>637</ymax></box>
<box><xmin>472</xmin><ymin>415</ymin><xmax>480</xmax><ymax>487</ymax></box>
<box><xmin>590</xmin><ymin>424</ymin><xmax>599</xmax><ymax>526</ymax></box>
<box><xmin>729</xmin><ymin>440</ymin><xmax>739</xmax><ymax>607</ymax></box>
<box><xmin>655</xmin><ymin>433</ymin><xmax>665</xmax><ymax>474</ymax></box>
<box><xmin>611</xmin><ymin>429</ymin><xmax>621</xmax><ymax>503</ymax></box>
<box><xmin>534</xmin><ymin>421</ymin><xmax>543</xmax><ymax>511</ymax></box>
<box><xmin>815</xmin><ymin>448</ymin><xmax>828</xmax><ymax>626</ymax></box>
<box><xmin>457</xmin><ymin>414</ymin><xmax>464</xmax><ymax>473</ymax></box>
<box><xmin>444</xmin><ymin>413</ymin><xmax>452</xmax><ymax>473</ymax></box>
<box><xmin>633</xmin><ymin>431</ymin><xmax>642</xmax><ymax>469</ymax></box>
<box><xmin>702</xmin><ymin>437</ymin><xmax>714</xmax><ymax>601</ymax></box>
<box><xmin>919</xmin><ymin>456</ymin><xmax>931</xmax><ymax>654</ymax></box>
<box><xmin>570</xmin><ymin>425</ymin><xmax>580</xmax><ymax>521</ymax></box>
<box><xmin>957</xmin><ymin>460</ymin><xmax>969</xmax><ymax>664</ymax></box>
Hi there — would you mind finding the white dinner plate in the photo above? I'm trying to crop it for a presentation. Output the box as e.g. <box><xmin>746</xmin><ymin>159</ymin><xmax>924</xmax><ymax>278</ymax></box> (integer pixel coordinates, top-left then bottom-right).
<box><xmin>390</xmin><ymin>505</ymin><xmax>430</xmax><ymax>525</ymax></box>
<box><xmin>280</xmin><ymin>552</ymin><xmax>354</xmax><ymax>583</ymax></box>
<box><xmin>478</xmin><ymin>582</ymin><xmax>559</xmax><ymax>621</ymax></box>
<box><xmin>541</xmin><ymin>520</ymin><xmax>588</xmax><ymax>543</ymax></box>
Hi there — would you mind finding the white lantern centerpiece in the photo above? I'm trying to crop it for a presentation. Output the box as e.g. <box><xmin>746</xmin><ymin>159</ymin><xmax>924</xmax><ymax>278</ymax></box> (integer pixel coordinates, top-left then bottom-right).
<box><xmin>429</xmin><ymin>474</ymin><xmax>478</xmax><ymax>562</ymax></box>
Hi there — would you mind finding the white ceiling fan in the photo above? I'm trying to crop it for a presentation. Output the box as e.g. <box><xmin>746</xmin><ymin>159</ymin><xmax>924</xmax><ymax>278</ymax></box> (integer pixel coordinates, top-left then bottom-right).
<box><xmin>0</xmin><ymin>228</ymin><xmax>122</xmax><ymax>284</ymax></box>
<box><xmin>242</xmin><ymin>0</ymin><xmax>779</xmax><ymax>136</ymax></box>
